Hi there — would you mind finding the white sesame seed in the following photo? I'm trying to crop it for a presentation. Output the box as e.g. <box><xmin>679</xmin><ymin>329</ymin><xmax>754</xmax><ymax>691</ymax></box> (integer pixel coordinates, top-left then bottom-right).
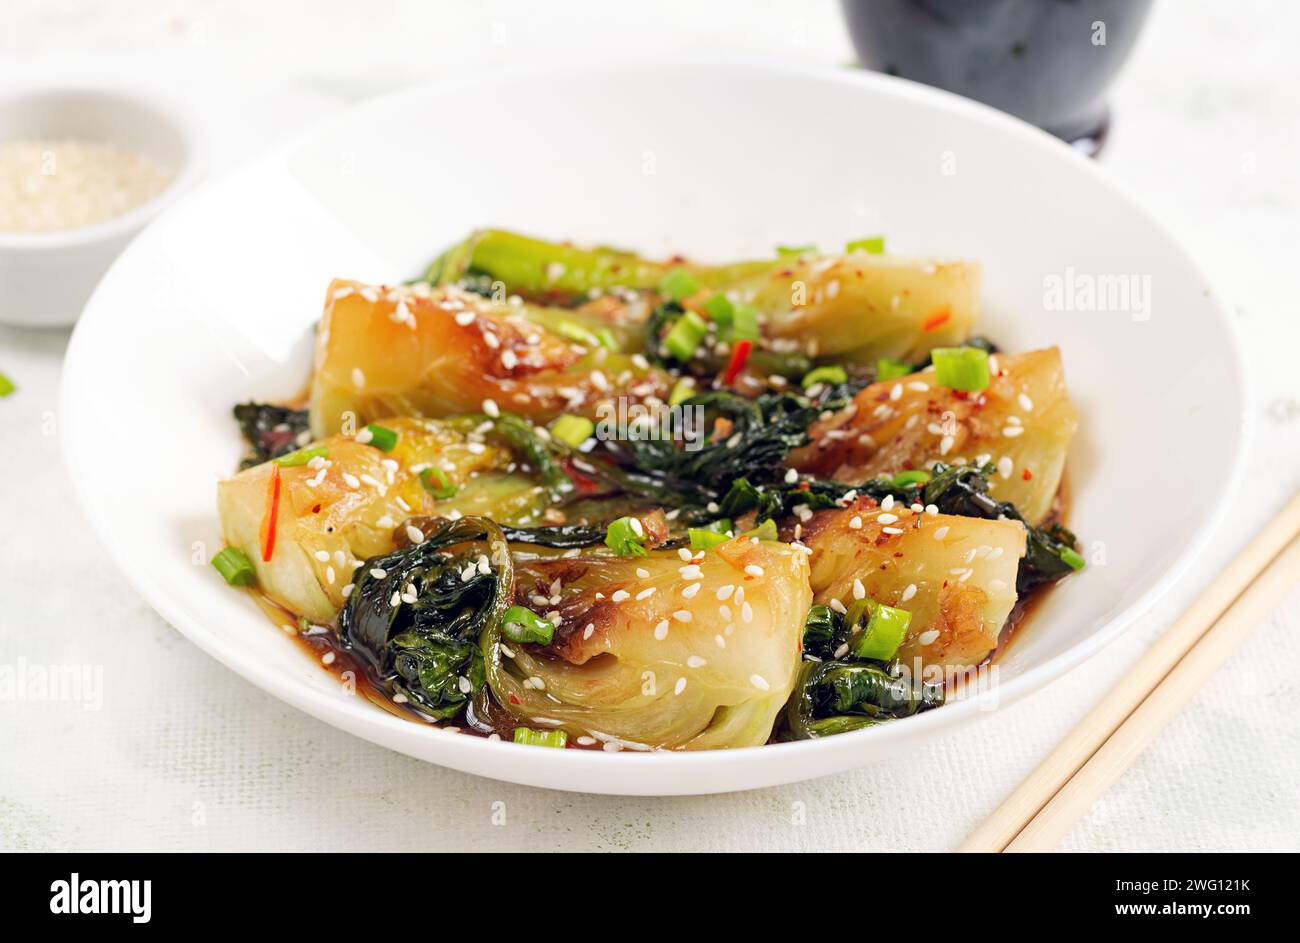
<box><xmin>715</xmin><ymin>634</ymin><xmax>726</xmax><ymax>649</ymax></box>
<box><xmin>853</xmin><ymin>578</ymin><xmax>865</xmax><ymax>600</ymax></box>
<box><xmin>881</xmin><ymin>495</ymin><xmax>895</xmax><ymax>511</ymax></box>
<box><xmin>741</xmin><ymin>602</ymin><xmax>754</xmax><ymax>623</ymax></box>
<box><xmin>918</xmin><ymin>630</ymin><xmax>940</xmax><ymax>645</ymax></box>
<box><xmin>482</xmin><ymin>398</ymin><xmax>500</xmax><ymax>418</ymax></box>
<box><xmin>629</xmin><ymin>517</ymin><xmax>644</xmax><ymax>537</ymax></box>
<box><xmin>849</xmin><ymin>515</ymin><xmax>863</xmax><ymax>530</ymax></box>
<box><xmin>829</xmin><ymin>597</ymin><xmax>846</xmax><ymax>614</ymax></box>
<box><xmin>901</xmin><ymin>583</ymin><xmax>917</xmax><ymax>603</ymax></box>
<box><xmin>681</xmin><ymin>582</ymin><xmax>700</xmax><ymax>599</ymax></box>
<box><xmin>636</xmin><ymin>587</ymin><xmax>657</xmax><ymax>600</ymax></box>
<box><xmin>1018</xmin><ymin>392</ymin><xmax>1034</xmax><ymax>412</ymax></box>
<box><xmin>1002</xmin><ymin>426</ymin><xmax>1025</xmax><ymax>437</ymax></box>
<box><xmin>654</xmin><ymin>620</ymin><xmax>669</xmax><ymax>640</ymax></box>
<box><xmin>678</xmin><ymin>548</ymin><xmax>693</xmax><ymax>562</ymax></box>
<box><xmin>784</xmin><ymin>467</ymin><xmax>799</xmax><ymax>484</ymax></box>
<box><xmin>933</xmin><ymin>526</ymin><xmax>950</xmax><ymax>541</ymax></box>
<box><xmin>342</xmin><ymin>472</ymin><xmax>361</xmax><ymax>489</ymax></box>
<box><xmin>341</xmin><ymin>584</ymin><xmax>354</xmax><ymax>598</ymax></box>
<box><xmin>351</xmin><ymin>367</ymin><xmax>366</xmax><ymax>388</ymax></box>
<box><xmin>939</xmin><ymin>434</ymin><xmax>955</xmax><ymax>455</ymax></box>
<box><xmin>882</xmin><ymin>526</ymin><xmax>903</xmax><ymax>535</ymax></box>
<box><xmin>369</xmin><ymin>568</ymin><xmax>387</xmax><ymax>579</ymax></box>
<box><xmin>878</xmin><ymin>513</ymin><xmax>899</xmax><ymax>525</ymax></box>
<box><xmin>635</xmin><ymin>567</ymin><xmax>650</xmax><ymax>579</ymax></box>
<box><xmin>389</xmin><ymin>591</ymin><xmax>401</xmax><ymax>607</ymax></box>
<box><xmin>925</xmin><ymin>504</ymin><xmax>939</xmax><ymax>516</ymax></box>
<box><xmin>716</xmin><ymin>584</ymin><xmax>734</xmax><ymax>601</ymax></box>
<box><xmin>679</xmin><ymin>564</ymin><xmax>703</xmax><ymax>580</ymax></box>
<box><xmin>750</xmin><ymin>674</ymin><xmax>770</xmax><ymax>691</ymax></box>
<box><xmin>576</xmin><ymin>735</ymin><xmax>596</xmax><ymax>746</ymax></box>
<box><xmin>322</xmin><ymin>651</ymin><xmax>336</xmax><ymax>665</ymax></box>
<box><xmin>744</xmin><ymin>564</ymin><xmax>764</xmax><ymax>578</ymax></box>
<box><xmin>611</xmin><ymin>589</ymin><xmax>630</xmax><ymax>602</ymax></box>
<box><xmin>674</xmin><ymin>677</ymin><xmax>687</xmax><ymax>695</ymax></box>
<box><xmin>454</xmin><ymin>311</ymin><xmax>475</xmax><ymax>326</ymax></box>
<box><xmin>582</xmin><ymin>623</ymin><xmax>595</xmax><ymax>640</ymax></box>
<box><xmin>405</xmin><ymin>525</ymin><xmax>425</xmax><ymax>544</ymax></box>
<box><xmin>998</xmin><ymin>456</ymin><xmax>1014</xmax><ymax>479</ymax></box>
<box><xmin>890</xmin><ymin>384</ymin><xmax>903</xmax><ymax>401</ymax></box>
<box><xmin>673</xmin><ymin>610</ymin><xmax>692</xmax><ymax>623</ymax></box>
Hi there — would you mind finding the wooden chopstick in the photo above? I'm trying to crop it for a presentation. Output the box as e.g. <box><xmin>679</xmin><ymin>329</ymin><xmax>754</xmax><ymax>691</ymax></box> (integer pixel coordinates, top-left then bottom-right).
<box><xmin>958</xmin><ymin>491</ymin><xmax>1300</xmax><ymax>853</ymax></box>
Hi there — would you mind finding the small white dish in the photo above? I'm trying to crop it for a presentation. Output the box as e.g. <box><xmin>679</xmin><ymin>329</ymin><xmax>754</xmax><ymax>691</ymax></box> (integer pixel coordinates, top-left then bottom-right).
<box><xmin>0</xmin><ymin>86</ymin><xmax>197</xmax><ymax>328</ymax></box>
<box><xmin>61</xmin><ymin>60</ymin><xmax>1247</xmax><ymax>794</ymax></box>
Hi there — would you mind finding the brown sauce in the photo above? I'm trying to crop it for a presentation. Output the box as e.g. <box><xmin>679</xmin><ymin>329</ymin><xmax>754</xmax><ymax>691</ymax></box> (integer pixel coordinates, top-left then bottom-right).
<box><xmin>248</xmin><ymin>473</ymin><xmax>1075</xmax><ymax>748</ymax></box>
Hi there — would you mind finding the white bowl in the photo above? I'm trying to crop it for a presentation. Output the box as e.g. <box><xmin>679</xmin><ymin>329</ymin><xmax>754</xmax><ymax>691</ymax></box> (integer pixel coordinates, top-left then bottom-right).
<box><xmin>60</xmin><ymin>61</ymin><xmax>1247</xmax><ymax>795</ymax></box>
<box><xmin>0</xmin><ymin>86</ymin><xmax>197</xmax><ymax>328</ymax></box>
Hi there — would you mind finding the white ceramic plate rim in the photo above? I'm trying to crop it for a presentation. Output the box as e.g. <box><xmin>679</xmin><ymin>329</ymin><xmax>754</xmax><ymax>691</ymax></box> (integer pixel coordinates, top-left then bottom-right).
<box><xmin>62</xmin><ymin>57</ymin><xmax>1251</xmax><ymax>792</ymax></box>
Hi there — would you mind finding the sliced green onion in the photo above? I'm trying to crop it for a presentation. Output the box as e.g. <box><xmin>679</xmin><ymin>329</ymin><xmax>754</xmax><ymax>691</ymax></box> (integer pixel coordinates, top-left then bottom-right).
<box><xmin>501</xmin><ymin>605</ymin><xmax>556</xmax><ymax>644</ymax></box>
<box><xmin>550</xmin><ymin>414</ymin><xmax>595</xmax><ymax>447</ymax></box>
<box><xmin>658</xmin><ymin>268</ymin><xmax>700</xmax><ymax>301</ymax></box>
<box><xmin>853</xmin><ymin>602</ymin><xmax>912</xmax><ymax>661</ymax></box>
<box><xmin>689</xmin><ymin>529</ymin><xmax>731</xmax><ymax>552</ymax></box>
<box><xmin>1059</xmin><ymin>546</ymin><xmax>1086</xmax><ymax>571</ymax></box>
<box><xmin>211</xmin><ymin>546</ymin><xmax>256</xmax><ymax>587</ymax></box>
<box><xmin>364</xmin><ymin>423</ymin><xmax>398</xmax><ymax>451</ymax></box>
<box><xmin>668</xmin><ymin>378</ymin><xmax>697</xmax><ymax>406</ymax></box>
<box><xmin>0</xmin><ymin>371</ymin><xmax>15</xmax><ymax>397</ymax></box>
<box><xmin>595</xmin><ymin>327</ymin><xmax>620</xmax><ymax>352</ymax></box>
<box><xmin>742</xmin><ymin>519</ymin><xmax>779</xmax><ymax>541</ymax></box>
<box><xmin>846</xmin><ymin>235</ymin><xmax>885</xmax><ymax>254</ymax></box>
<box><xmin>664</xmin><ymin>310</ymin><xmax>708</xmax><ymax>362</ymax></box>
<box><xmin>689</xmin><ymin>518</ymin><xmax>733</xmax><ymax>552</ymax></box>
<box><xmin>931</xmin><ymin>347</ymin><xmax>991</xmax><ymax>392</ymax></box>
<box><xmin>605</xmin><ymin>516</ymin><xmax>648</xmax><ymax>557</ymax></box>
<box><xmin>555</xmin><ymin>320</ymin><xmax>601</xmax><ymax>347</ymax></box>
<box><xmin>273</xmin><ymin>446</ymin><xmax>329</xmax><ymax>467</ymax></box>
<box><xmin>876</xmin><ymin>358</ymin><xmax>913</xmax><ymax>381</ymax></box>
<box><xmin>892</xmin><ymin>469</ymin><xmax>931</xmax><ymax>488</ymax></box>
<box><xmin>776</xmin><ymin>244</ymin><xmax>815</xmax><ymax>257</ymax></box>
<box><xmin>801</xmin><ymin>365</ymin><xmax>848</xmax><ymax>388</ymax></box>
<box><xmin>513</xmin><ymin>727</ymin><xmax>568</xmax><ymax>748</ymax></box>
<box><xmin>419</xmin><ymin>466</ymin><xmax>458</xmax><ymax>499</ymax></box>
<box><xmin>728</xmin><ymin>303</ymin><xmax>760</xmax><ymax>342</ymax></box>
<box><xmin>702</xmin><ymin>293</ymin><xmax>735</xmax><ymax>328</ymax></box>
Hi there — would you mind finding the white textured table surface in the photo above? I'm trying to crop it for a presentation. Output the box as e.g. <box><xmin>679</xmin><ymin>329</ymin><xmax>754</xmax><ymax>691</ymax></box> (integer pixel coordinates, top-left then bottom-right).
<box><xmin>1</xmin><ymin>0</ymin><xmax>1297</xmax><ymax>852</ymax></box>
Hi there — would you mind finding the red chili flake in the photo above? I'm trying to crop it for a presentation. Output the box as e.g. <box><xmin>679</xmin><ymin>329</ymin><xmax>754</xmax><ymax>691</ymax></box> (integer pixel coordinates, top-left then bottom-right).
<box><xmin>722</xmin><ymin>339</ymin><xmax>753</xmax><ymax>385</ymax></box>
<box><xmin>1022</xmin><ymin>468</ymin><xmax>1034</xmax><ymax>481</ymax></box>
<box><xmin>922</xmin><ymin>308</ymin><xmax>951</xmax><ymax>332</ymax></box>
<box><xmin>562</xmin><ymin>459</ymin><xmax>600</xmax><ymax>494</ymax></box>
<box><xmin>311</xmin><ymin>503</ymin><xmax>322</xmax><ymax>514</ymax></box>
<box><xmin>260</xmin><ymin>464</ymin><xmax>282</xmax><ymax>562</ymax></box>
<box><xmin>509</xmin><ymin>694</ymin><xmax>522</xmax><ymax>705</ymax></box>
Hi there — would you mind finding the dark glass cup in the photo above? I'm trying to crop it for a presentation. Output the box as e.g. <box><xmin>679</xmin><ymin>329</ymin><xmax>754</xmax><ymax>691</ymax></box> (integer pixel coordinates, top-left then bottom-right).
<box><xmin>840</xmin><ymin>0</ymin><xmax>1154</xmax><ymax>155</ymax></box>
